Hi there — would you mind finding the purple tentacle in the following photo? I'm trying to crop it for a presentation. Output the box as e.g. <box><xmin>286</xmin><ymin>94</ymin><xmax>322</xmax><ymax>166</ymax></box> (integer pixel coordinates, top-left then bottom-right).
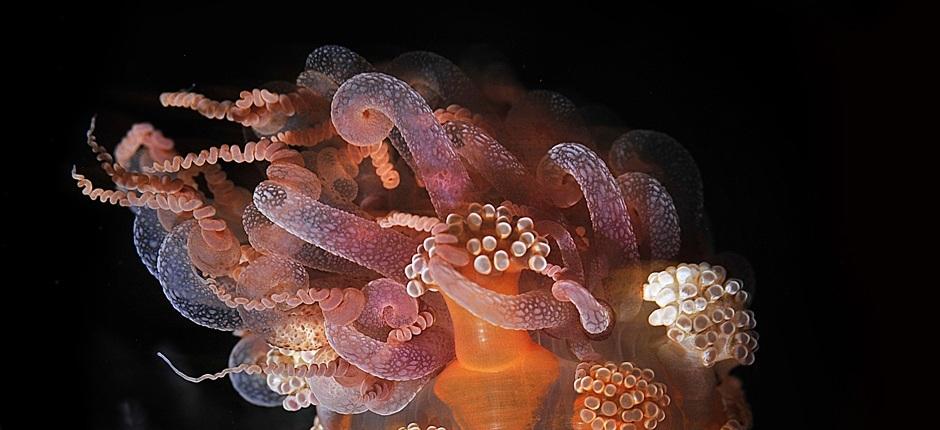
<box><xmin>331</xmin><ymin>72</ymin><xmax>478</xmax><ymax>217</ymax></box>
<box><xmin>254</xmin><ymin>181</ymin><xmax>418</xmax><ymax>283</ymax></box>
<box><xmin>616</xmin><ymin>172</ymin><xmax>681</xmax><ymax>259</ymax></box>
<box><xmin>442</xmin><ymin>120</ymin><xmax>546</xmax><ymax>207</ymax></box>
<box><xmin>323</xmin><ymin>319</ymin><xmax>454</xmax><ymax>381</ymax></box>
<box><xmin>542</xmin><ymin>142</ymin><xmax>639</xmax><ymax>262</ymax></box>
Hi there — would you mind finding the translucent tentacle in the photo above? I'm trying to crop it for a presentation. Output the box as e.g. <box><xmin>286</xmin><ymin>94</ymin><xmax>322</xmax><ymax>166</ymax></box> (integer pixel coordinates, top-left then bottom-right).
<box><xmin>330</xmin><ymin>72</ymin><xmax>477</xmax><ymax>217</ymax></box>
<box><xmin>426</xmin><ymin>257</ymin><xmax>576</xmax><ymax>331</ymax></box>
<box><xmin>365</xmin><ymin>375</ymin><xmax>432</xmax><ymax>416</ymax></box>
<box><xmin>617</xmin><ymin>171</ymin><xmax>681</xmax><ymax>259</ymax></box>
<box><xmin>305</xmin><ymin>45</ymin><xmax>374</xmax><ymax>85</ymax></box>
<box><xmin>441</xmin><ymin>120</ymin><xmax>546</xmax><ymax>207</ymax></box>
<box><xmin>609</xmin><ymin>130</ymin><xmax>704</xmax><ymax>243</ymax></box>
<box><xmin>254</xmin><ymin>181</ymin><xmax>418</xmax><ymax>283</ymax></box>
<box><xmin>551</xmin><ymin>279</ymin><xmax>611</xmax><ymax>334</ymax></box>
<box><xmin>133</xmin><ymin>207</ymin><xmax>169</xmax><ymax>277</ymax></box>
<box><xmin>156</xmin><ymin>221</ymin><xmax>242</xmax><ymax>330</ymax></box>
<box><xmin>243</xmin><ymin>202</ymin><xmax>374</xmax><ymax>276</ymax></box>
<box><xmin>383</xmin><ymin>51</ymin><xmax>488</xmax><ymax>112</ymax></box>
<box><xmin>541</xmin><ymin>142</ymin><xmax>639</xmax><ymax>262</ymax></box>
<box><xmin>534</xmin><ymin>219</ymin><xmax>585</xmax><ymax>284</ymax></box>
<box><xmin>229</xmin><ymin>335</ymin><xmax>286</xmax><ymax>407</ymax></box>
<box><xmin>324</xmin><ymin>318</ymin><xmax>454</xmax><ymax>381</ymax></box>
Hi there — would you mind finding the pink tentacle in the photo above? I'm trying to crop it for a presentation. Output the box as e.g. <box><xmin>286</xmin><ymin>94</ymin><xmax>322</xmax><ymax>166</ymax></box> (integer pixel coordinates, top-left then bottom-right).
<box><xmin>355</xmin><ymin>278</ymin><xmax>420</xmax><ymax>339</ymax></box>
<box><xmin>551</xmin><ymin>279</ymin><xmax>612</xmax><ymax>334</ymax></box>
<box><xmin>323</xmin><ymin>320</ymin><xmax>454</xmax><ymax>381</ymax></box>
<box><xmin>253</xmin><ymin>181</ymin><xmax>418</xmax><ymax>283</ymax></box>
<box><xmin>330</xmin><ymin>72</ymin><xmax>478</xmax><ymax>217</ymax></box>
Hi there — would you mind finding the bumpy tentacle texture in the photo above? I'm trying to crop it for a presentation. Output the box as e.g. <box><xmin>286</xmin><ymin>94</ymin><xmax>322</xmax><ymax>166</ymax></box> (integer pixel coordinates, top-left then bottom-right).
<box><xmin>428</xmin><ymin>257</ymin><xmax>575</xmax><ymax>331</ymax></box>
<box><xmin>229</xmin><ymin>335</ymin><xmax>286</xmax><ymax>407</ymax></box>
<box><xmin>441</xmin><ymin>120</ymin><xmax>545</xmax><ymax>207</ymax></box>
<box><xmin>254</xmin><ymin>181</ymin><xmax>418</xmax><ymax>283</ymax></box>
<box><xmin>542</xmin><ymin>142</ymin><xmax>639</xmax><ymax>262</ymax></box>
<box><xmin>383</xmin><ymin>51</ymin><xmax>488</xmax><ymax>112</ymax></box>
<box><xmin>617</xmin><ymin>172</ymin><xmax>681</xmax><ymax>260</ymax></box>
<box><xmin>325</xmin><ymin>311</ymin><xmax>455</xmax><ymax>381</ymax></box>
<box><xmin>156</xmin><ymin>221</ymin><xmax>243</xmax><ymax>330</ymax></box>
<box><xmin>76</xmin><ymin>46</ymin><xmax>758</xmax><ymax>430</ymax></box>
<box><xmin>331</xmin><ymin>73</ymin><xmax>477</xmax><ymax>217</ymax></box>
<box><xmin>609</xmin><ymin>130</ymin><xmax>705</xmax><ymax>251</ymax></box>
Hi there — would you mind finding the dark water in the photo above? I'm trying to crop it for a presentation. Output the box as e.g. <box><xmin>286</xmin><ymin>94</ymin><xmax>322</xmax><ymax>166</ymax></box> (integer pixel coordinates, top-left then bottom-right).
<box><xmin>39</xmin><ymin>3</ymin><xmax>897</xmax><ymax>429</ymax></box>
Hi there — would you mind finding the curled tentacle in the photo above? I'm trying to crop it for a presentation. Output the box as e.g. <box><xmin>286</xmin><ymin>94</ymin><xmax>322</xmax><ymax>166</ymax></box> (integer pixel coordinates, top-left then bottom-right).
<box><xmin>156</xmin><ymin>220</ymin><xmax>242</xmax><ymax>330</ymax></box>
<box><xmin>355</xmin><ymin>278</ymin><xmax>420</xmax><ymax>339</ymax></box>
<box><xmin>324</xmin><ymin>314</ymin><xmax>454</xmax><ymax>381</ymax></box>
<box><xmin>331</xmin><ymin>72</ymin><xmax>477</xmax><ymax>217</ymax></box>
<box><xmin>541</xmin><ymin>142</ymin><xmax>639</xmax><ymax>262</ymax></box>
<box><xmin>426</xmin><ymin>257</ymin><xmax>575</xmax><ymax>331</ymax></box>
<box><xmin>254</xmin><ymin>181</ymin><xmax>419</xmax><ymax>283</ymax></box>
<box><xmin>441</xmin><ymin>120</ymin><xmax>546</xmax><ymax>207</ymax></box>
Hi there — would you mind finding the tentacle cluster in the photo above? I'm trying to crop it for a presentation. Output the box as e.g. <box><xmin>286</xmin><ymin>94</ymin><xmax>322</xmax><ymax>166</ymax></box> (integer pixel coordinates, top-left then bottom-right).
<box><xmin>644</xmin><ymin>263</ymin><xmax>759</xmax><ymax>367</ymax></box>
<box><xmin>76</xmin><ymin>44</ymin><xmax>758</xmax><ymax>429</ymax></box>
<box><xmin>572</xmin><ymin>360</ymin><xmax>671</xmax><ymax>430</ymax></box>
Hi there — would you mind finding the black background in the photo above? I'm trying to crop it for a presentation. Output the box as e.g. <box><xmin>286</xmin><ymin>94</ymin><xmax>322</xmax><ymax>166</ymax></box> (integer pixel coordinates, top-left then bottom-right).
<box><xmin>33</xmin><ymin>2</ymin><xmax>903</xmax><ymax>429</ymax></box>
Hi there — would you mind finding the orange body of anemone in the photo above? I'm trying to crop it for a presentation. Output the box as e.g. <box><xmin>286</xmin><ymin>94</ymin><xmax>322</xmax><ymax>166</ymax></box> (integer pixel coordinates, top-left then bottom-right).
<box><xmin>433</xmin><ymin>265</ymin><xmax>559</xmax><ymax>430</ymax></box>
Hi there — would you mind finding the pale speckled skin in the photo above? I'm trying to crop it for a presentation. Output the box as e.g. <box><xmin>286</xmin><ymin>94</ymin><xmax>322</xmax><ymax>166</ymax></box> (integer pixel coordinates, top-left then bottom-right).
<box><xmin>355</xmin><ymin>278</ymin><xmax>420</xmax><ymax>339</ymax></box>
<box><xmin>544</xmin><ymin>142</ymin><xmax>640</xmax><ymax>262</ymax></box>
<box><xmin>383</xmin><ymin>51</ymin><xmax>488</xmax><ymax>112</ymax></box>
<box><xmin>616</xmin><ymin>171</ymin><xmax>681</xmax><ymax>259</ymax></box>
<box><xmin>242</xmin><ymin>202</ymin><xmax>372</xmax><ymax>276</ymax></box>
<box><xmin>442</xmin><ymin>120</ymin><xmax>546</xmax><ymax>208</ymax></box>
<box><xmin>132</xmin><ymin>206</ymin><xmax>167</xmax><ymax>277</ymax></box>
<box><xmin>609</xmin><ymin>130</ymin><xmax>704</xmax><ymax>248</ymax></box>
<box><xmin>325</xmin><ymin>319</ymin><xmax>454</xmax><ymax>381</ymax></box>
<box><xmin>156</xmin><ymin>221</ymin><xmax>243</xmax><ymax>330</ymax></box>
<box><xmin>253</xmin><ymin>181</ymin><xmax>417</xmax><ymax>283</ymax></box>
<box><xmin>331</xmin><ymin>72</ymin><xmax>478</xmax><ymax>217</ymax></box>
<box><xmin>305</xmin><ymin>45</ymin><xmax>375</xmax><ymax>86</ymax></box>
<box><xmin>228</xmin><ymin>335</ymin><xmax>285</xmax><ymax>407</ymax></box>
<box><xmin>427</xmin><ymin>257</ymin><xmax>577</xmax><ymax>331</ymax></box>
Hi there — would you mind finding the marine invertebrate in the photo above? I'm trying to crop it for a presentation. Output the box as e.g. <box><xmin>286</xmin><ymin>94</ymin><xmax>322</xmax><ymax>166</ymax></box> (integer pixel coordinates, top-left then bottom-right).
<box><xmin>74</xmin><ymin>45</ymin><xmax>757</xmax><ymax>429</ymax></box>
